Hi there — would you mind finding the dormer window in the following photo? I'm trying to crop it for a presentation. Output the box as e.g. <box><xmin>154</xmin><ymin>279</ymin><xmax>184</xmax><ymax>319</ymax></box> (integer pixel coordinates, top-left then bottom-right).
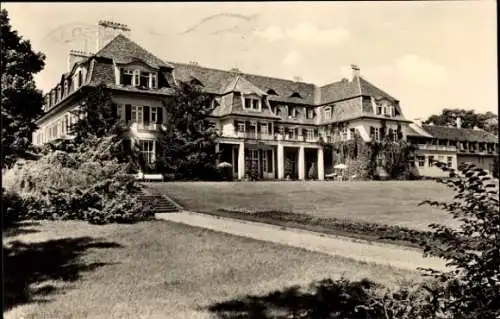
<box><xmin>57</xmin><ymin>85</ymin><xmax>62</xmax><ymax>102</ymax></box>
<box><xmin>45</xmin><ymin>95</ymin><xmax>50</xmax><ymax>110</ymax></box>
<box><xmin>190</xmin><ymin>78</ymin><xmax>203</xmax><ymax>87</ymax></box>
<box><xmin>51</xmin><ymin>90</ymin><xmax>56</xmax><ymax>106</ymax></box>
<box><xmin>64</xmin><ymin>80</ymin><xmax>69</xmax><ymax>97</ymax></box>
<box><xmin>243</xmin><ymin>96</ymin><xmax>261</xmax><ymax>112</ymax></box>
<box><xmin>120</xmin><ymin>68</ymin><xmax>158</xmax><ymax>89</ymax></box>
<box><xmin>306</xmin><ymin>108</ymin><xmax>315</xmax><ymax>119</ymax></box>
<box><xmin>77</xmin><ymin>71</ymin><xmax>83</xmax><ymax>88</ymax></box>
<box><xmin>288</xmin><ymin>106</ymin><xmax>297</xmax><ymax>119</ymax></box>
<box><xmin>290</xmin><ymin>92</ymin><xmax>302</xmax><ymax>99</ymax></box>
<box><xmin>324</xmin><ymin>107</ymin><xmax>332</xmax><ymax>120</ymax></box>
<box><xmin>267</xmin><ymin>89</ymin><xmax>278</xmax><ymax>95</ymax></box>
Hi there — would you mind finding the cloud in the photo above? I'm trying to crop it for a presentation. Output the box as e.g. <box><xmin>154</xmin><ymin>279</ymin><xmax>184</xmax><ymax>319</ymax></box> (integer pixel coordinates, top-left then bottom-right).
<box><xmin>282</xmin><ymin>50</ymin><xmax>301</xmax><ymax>67</ymax></box>
<box><xmin>253</xmin><ymin>25</ymin><xmax>284</xmax><ymax>42</ymax></box>
<box><xmin>255</xmin><ymin>24</ymin><xmax>350</xmax><ymax>46</ymax></box>
<box><xmin>395</xmin><ymin>54</ymin><xmax>448</xmax><ymax>87</ymax></box>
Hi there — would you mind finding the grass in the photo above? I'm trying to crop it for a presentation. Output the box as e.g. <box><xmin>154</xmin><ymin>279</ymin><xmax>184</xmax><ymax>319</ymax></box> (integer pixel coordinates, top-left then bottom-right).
<box><xmin>150</xmin><ymin>180</ymin><xmax>457</xmax><ymax>231</ymax></box>
<box><xmin>4</xmin><ymin>220</ymin><xmax>420</xmax><ymax>319</ymax></box>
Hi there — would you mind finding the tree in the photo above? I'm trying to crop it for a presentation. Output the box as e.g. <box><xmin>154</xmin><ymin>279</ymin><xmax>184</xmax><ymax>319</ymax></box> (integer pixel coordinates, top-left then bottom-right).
<box><xmin>1</xmin><ymin>9</ymin><xmax>46</xmax><ymax>168</ymax></box>
<box><xmin>418</xmin><ymin>161</ymin><xmax>500</xmax><ymax>318</ymax></box>
<box><xmin>424</xmin><ymin>108</ymin><xmax>498</xmax><ymax>135</ymax></box>
<box><xmin>156</xmin><ymin>81</ymin><xmax>220</xmax><ymax>180</ymax></box>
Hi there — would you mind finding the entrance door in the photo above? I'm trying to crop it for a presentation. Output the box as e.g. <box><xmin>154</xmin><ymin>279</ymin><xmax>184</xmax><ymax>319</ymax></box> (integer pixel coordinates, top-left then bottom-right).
<box><xmin>245</xmin><ymin>148</ymin><xmax>259</xmax><ymax>179</ymax></box>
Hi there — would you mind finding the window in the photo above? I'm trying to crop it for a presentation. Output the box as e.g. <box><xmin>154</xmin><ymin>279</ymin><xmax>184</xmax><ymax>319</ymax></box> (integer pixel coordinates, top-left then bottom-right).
<box><xmin>267</xmin><ymin>89</ymin><xmax>278</xmax><ymax>95</ymax></box>
<box><xmin>324</xmin><ymin>107</ymin><xmax>332</xmax><ymax>120</ymax></box>
<box><xmin>120</xmin><ymin>68</ymin><xmax>134</xmax><ymax>86</ymax></box>
<box><xmin>306</xmin><ymin>108</ymin><xmax>314</xmax><ymax>119</ymax></box>
<box><xmin>151</xmin><ymin>107</ymin><xmax>158</xmax><ymax>124</ymax></box>
<box><xmin>139</xmin><ymin>140</ymin><xmax>155</xmax><ymax>164</ymax></box>
<box><xmin>417</xmin><ymin>156</ymin><xmax>426</xmax><ymax>168</ymax></box>
<box><xmin>428</xmin><ymin>156</ymin><xmax>435</xmax><ymax>167</ymax></box>
<box><xmin>139</xmin><ymin>71</ymin><xmax>150</xmax><ymax>87</ymax></box>
<box><xmin>64</xmin><ymin>80</ymin><xmax>69</xmax><ymax>96</ymax></box>
<box><xmin>131</xmin><ymin>105</ymin><xmax>143</xmax><ymax>124</ymax></box>
<box><xmin>252</xmin><ymin>99</ymin><xmax>259</xmax><ymax>110</ymax></box>
<box><xmin>370</xmin><ymin>127</ymin><xmax>380</xmax><ymax>142</ymax></box>
<box><xmin>376</xmin><ymin>103</ymin><xmax>382</xmax><ymax>115</ymax></box>
<box><xmin>447</xmin><ymin>156</ymin><xmax>453</xmax><ymax>168</ymax></box>
<box><xmin>244</xmin><ymin>97</ymin><xmax>260</xmax><ymax>111</ymax></box>
<box><xmin>305</xmin><ymin>129</ymin><xmax>313</xmax><ymax>141</ymax></box>
<box><xmin>77</xmin><ymin>71</ymin><xmax>82</xmax><ymax>88</ymax></box>
<box><xmin>261</xmin><ymin>123</ymin><xmax>268</xmax><ymax>135</ymax></box>
<box><xmin>238</xmin><ymin>122</ymin><xmax>245</xmax><ymax>133</ymax></box>
<box><xmin>290</xmin><ymin>92</ymin><xmax>302</xmax><ymax>99</ymax></box>
<box><xmin>349</xmin><ymin>128</ymin><xmax>356</xmax><ymax>140</ymax></box>
<box><xmin>438</xmin><ymin>155</ymin><xmax>444</xmax><ymax>164</ymax></box>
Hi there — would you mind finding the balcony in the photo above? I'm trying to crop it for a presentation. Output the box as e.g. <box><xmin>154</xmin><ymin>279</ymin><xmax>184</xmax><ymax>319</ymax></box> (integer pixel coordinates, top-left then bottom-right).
<box><xmin>236</xmin><ymin>131</ymin><xmax>274</xmax><ymax>140</ymax></box>
<box><xmin>129</xmin><ymin>122</ymin><xmax>160</xmax><ymax>132</ymax></box>
<box><xmin>417</xmin><ymin>144</ymin><xmax>457</xmax><ymax>152</ymax></box>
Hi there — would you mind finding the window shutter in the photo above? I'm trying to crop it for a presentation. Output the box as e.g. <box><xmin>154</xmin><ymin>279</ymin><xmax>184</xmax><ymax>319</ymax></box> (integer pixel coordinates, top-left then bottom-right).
<box><xmin>370</xmin><ymin>126</ymin><xmax>375</xmax><ymax>138</ymax></box>
<box><xmin>143</xmin><ymin>106</ymin><xmax>150</xmax><ymax>124</ymax></box>
<box><xmin>234</xmin><ymin>120</ymin><xmax>239</xmax><ymax>132</ymax></box>
<box><xmin>125</xmin><ymin>104</ymin><xmax>132</xmax><ymax>123</ymax></box>
<box><xmin>257</xmin><ymin>123</ymin><xmax>261</xmax><ymax>133</ymax></box>
<box><xmin>157</xmin><ymin>107</ymin><xmax>163</xmax><ymax>124</ymax></box>
<box><xmin>268</xmin><ymin>123</ymin><xmax>272</xmax><ymax>134</ymax></box>
<box><xmin>295</xmin><ymin>128</ymin><xmax>299</xmax><ymax>136</ymax></box>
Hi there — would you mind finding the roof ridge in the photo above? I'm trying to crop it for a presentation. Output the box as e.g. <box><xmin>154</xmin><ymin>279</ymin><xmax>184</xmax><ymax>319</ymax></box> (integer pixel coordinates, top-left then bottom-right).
<box><xmin>169</xmin><ymin>61</ymin><xmax>316</xmax><ymax>86</ymax></box>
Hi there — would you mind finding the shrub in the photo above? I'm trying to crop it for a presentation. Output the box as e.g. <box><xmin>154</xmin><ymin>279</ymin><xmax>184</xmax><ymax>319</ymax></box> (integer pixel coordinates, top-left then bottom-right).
<box><xmin>1</xmin><ymin>187</ymin><xmax>25</xmax><ymax>229</ymax></box>
<box><xmin>3</xmin><ymin>137</ymin><xmax>154</xmax><ymax>225</ymax></box>
<box><xmin>417</xmin><ymin>161</ymin><xmax>500</xmax><ymax>318</ymax></box>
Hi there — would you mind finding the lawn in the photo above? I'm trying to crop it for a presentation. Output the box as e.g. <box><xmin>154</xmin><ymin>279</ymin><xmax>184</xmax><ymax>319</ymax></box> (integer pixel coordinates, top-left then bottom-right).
<box><xmin>150</xmin><ymin>180</ymin><xmax>457</xmax><ymax>230</ymax></box>
<box><xmin>4</xmin><ymin>220</ymin><xmax>420</xmax><ymax>319</ymax></box>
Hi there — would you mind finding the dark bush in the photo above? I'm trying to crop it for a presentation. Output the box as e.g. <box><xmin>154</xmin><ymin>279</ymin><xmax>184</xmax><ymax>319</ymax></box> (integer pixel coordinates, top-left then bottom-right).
<box><xmin>2</xmin><ymin>187</ymin><xmax>26</xmax><ymax>229</ymax></box>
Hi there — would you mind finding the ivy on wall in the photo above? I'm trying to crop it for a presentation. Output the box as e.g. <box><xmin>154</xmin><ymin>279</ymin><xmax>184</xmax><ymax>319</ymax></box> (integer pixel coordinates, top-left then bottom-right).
<box><xmin>322</xmin><ymin>121</ymin><xmax>417</xmax><ymax>180</ymax></box>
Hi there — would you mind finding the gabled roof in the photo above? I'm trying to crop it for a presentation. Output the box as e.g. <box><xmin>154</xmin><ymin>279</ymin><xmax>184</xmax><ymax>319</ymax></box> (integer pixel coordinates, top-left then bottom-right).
<box><xmin>358</xmin><ymin>77</ymin><xmax>398</xmax><ymax>102</ymax></box>
<box><xmin>223</xmin><ymin>75</ymin><xmax>267</xmax><ymax>96</ymax></box>
<box><xmin>319</xmin><ymin>78</ymin><xmax>360</xmax><ymax>104</ymax></box>
<box><xmin>422</xmin><ymin>125</ymin><xmax>498</xmax><ymax>143</ymax></box>
<box><xmin>319</xmin><ymin>76</ymin><xmax>398</xmax><ymax>105</ymax></box>
<box><xmin>95</xmin><ymin>34</ymin><xmax>173</xmax><ymax>69</ymax></box>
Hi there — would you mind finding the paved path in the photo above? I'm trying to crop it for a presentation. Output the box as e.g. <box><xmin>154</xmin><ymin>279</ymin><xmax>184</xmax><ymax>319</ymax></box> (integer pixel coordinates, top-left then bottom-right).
<box><xmin>156</xmin><ymin>211</ymin><xmax>447</xmax><ymax>272</ymax></box>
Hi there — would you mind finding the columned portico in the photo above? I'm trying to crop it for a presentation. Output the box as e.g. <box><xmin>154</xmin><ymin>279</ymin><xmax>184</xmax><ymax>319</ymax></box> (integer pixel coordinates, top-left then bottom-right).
<box><xmin>298</xmin><ymin>145</ymin><xmax>305</xmax><ymax>180</ymax></box>
<box><xmin>317</xmin><ymin>147</ymin><xmax>324</xmax><ymax>180</ymax></box>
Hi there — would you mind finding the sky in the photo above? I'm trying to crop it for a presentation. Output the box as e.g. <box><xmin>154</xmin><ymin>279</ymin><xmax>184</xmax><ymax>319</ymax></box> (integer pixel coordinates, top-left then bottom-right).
<box><xmin>4</xmin><ymin>1</ymin><xmax>498</xmax><ymax>121</ymax></box>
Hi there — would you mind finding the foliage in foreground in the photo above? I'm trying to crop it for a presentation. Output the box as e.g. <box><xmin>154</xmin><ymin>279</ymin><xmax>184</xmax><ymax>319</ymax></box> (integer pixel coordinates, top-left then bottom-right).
<box><xmin>1</xmin><ymin>9</ymin><xmax>46</xmax><ymax>168</ymax></box>
<box><xmin>2</xmin><ymin>136</ymin><xmax>154</xmax><ymax>225</ymax></box>
<box><xmin>417</xmin><ymin>161</ymin><xmax>500</xmax><ymax>318</ymax></box>
<box><xmin>210</xmin><ymin>162</ymin><xmax>499</xmax><ymax>318</ymax></box>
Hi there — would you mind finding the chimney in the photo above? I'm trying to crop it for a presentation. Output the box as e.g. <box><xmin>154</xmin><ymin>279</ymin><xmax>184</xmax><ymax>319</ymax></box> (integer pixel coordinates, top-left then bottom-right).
<box><xmin>293</xmin><ymin>76</ymin><xmax>303</xmax><ymax>82</ymax></box>
<box><xmin>456</xmin><ymin>116</ymin><xmax>462</xmax><ymax>128</ymax></box>
<box><xmin>351</xmin><ymin>64</ymin><xmax>360</xmax><ymax>79</ymax></box>
<box><xmin>96</xmin><ymin>20</ymin><xmax>131</xmax><ymax>52</ymax></box>
<box><xmin>230</xmin><ymin>67</ymin><xmax>242</xmax><ymax>74</ymax></box>
<box><xmin>68</xmin><ymin>50</ymin><xmax>92</xmax><ymax>72</ymax></box>
<box><xmin>413</xmin><ymin>118</ymin><xmax>423</xmax><ymax>127</ymax></box>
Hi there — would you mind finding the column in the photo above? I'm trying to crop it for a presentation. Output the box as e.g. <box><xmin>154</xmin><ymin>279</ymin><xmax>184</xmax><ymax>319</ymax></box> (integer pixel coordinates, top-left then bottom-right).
<box><xmin>277</xmin><ymin>144</ymin><xmax>284</xmax><ymax>179</ymax></box>
<box><xmin>238</xmin><ymin>142</ymin><xmax>245</xmax><ymax>180</ymax></box>
<box><xmin>215</xmin><ymin>143</ymin><xmax>220</xmax><ymax>165</ymax></box>
<box><xmin>298</xmin><ymin>146</ymin><xmax>305</xmax><ymax>180</ymax></box>
<box><xmin>317</xmin><ymin>147</ymin><xmax>324</xmax><ymax>180</ymax></box>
